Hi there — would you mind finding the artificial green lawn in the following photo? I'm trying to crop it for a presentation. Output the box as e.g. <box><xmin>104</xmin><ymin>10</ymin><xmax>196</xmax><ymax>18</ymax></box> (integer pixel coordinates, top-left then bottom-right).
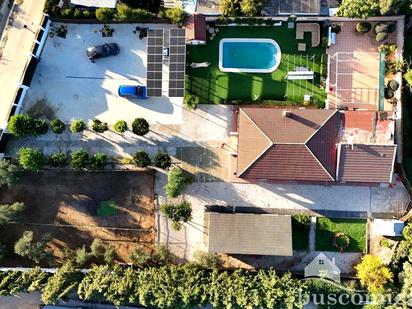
<box><xmin>292</xmin><ymin>217</ymin><xmax>309</xmax><ymax>250</ymax></box>
<box><xmin>185</xmin><ymin>23</ymin><xmax>327</xmax><ymax>104</ymax></box>
<box><xmin>315</xmin><ymin>218</ymin><xmax>367</xmax><ymax>253</ymax></box>
<box><xmin>97</xmin><ymin>200</ymin><xmax>118</xmax><ymax>217</ymax></box>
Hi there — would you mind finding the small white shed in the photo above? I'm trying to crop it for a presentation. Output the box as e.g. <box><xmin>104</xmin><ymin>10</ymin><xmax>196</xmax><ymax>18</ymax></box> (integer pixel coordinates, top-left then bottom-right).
<box><xmin>373</xmin><ymin>219</ymin><xmax>404</xmax><ymax>237</ymax></box>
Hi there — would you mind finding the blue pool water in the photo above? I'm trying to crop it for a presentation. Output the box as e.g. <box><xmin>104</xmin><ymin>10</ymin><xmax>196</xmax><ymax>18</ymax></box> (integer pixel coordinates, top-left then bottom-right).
<box><xmin>221</xmin><ymin>40</ymin><xmax>280</xmax><ymax>72</ymax></box>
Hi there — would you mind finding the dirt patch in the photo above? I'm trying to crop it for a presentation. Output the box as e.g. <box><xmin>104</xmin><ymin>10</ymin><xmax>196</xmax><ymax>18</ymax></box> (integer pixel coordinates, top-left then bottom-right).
<box><xmin>0</xmin><ymin>170</ymin><xmax>155</xmax><ymax>266</ymax></box>
<box><xmin>26</xmin><ymin>97</ymin><xmax>56</xmax><ymax>120</ymax></box>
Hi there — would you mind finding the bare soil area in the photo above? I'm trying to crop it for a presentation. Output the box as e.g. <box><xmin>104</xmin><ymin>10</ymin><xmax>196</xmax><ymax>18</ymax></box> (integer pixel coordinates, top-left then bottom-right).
<box><xmin>0</xmin><ymin>170</ymin><xmax>155</xmax><ymax>266</ymax></box>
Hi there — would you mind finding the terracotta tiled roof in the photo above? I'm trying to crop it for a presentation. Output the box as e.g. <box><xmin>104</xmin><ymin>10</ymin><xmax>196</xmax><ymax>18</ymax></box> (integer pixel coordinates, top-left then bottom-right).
<box><xmin>338</xmin><ymin>144</ymin><xmax>396</xmax><ymax>183</ymax></box>
<box><xmin>184</xmin><ymin>14</ymin><xmax>206</xmax><ymax>42</ymax></box>
<box><xmin>237</xmin><ymin>108</ymin><xmax>339</xmax><ymax>181</ymax></box>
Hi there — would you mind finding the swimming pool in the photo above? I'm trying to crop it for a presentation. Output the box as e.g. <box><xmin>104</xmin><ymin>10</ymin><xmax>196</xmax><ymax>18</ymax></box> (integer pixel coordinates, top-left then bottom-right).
<box><xmin>219</xmin><ymin>38</ymin><xmax>281</xmax><ymax>73</ymax></box>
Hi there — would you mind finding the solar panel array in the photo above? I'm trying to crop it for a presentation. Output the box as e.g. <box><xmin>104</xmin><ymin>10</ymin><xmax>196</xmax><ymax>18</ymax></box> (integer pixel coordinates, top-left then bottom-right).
<box><xmin>146</xmin><ymin>29</ymin><xmax>163</xmax><ymax>97</ymax></box>
<box><xmin>168</xmin><ymin>29</ymin><xmax>186</xmax><ymax>97</ymax></box>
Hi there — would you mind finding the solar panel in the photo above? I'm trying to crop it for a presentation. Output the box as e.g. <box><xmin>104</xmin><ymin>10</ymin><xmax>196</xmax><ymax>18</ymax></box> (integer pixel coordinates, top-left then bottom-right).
<box><xmin>146</xmin><ymin>29</ymin><xmax>164</xmax><ymax>97</ymax></box>
<box><xmin>168</xmin><ymin>28</ymin><xmax>186</xmax><ymax>97</ymax></box>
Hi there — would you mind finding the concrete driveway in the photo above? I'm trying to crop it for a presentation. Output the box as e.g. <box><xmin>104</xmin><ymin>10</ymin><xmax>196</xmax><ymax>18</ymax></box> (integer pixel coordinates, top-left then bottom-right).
<box><xmin>21</xmin><ymin>23</ymin><xmax>183</xmax><ymax>125</ymax></box>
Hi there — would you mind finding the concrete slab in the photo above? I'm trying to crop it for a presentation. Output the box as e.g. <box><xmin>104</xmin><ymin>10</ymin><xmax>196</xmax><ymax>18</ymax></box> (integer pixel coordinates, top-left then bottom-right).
<box><xmin>22</xmin><ymin>23</ymin><xmax>183</xmax><ymax>125</ymax></box>
<box><xmin>156</xmin><ymin>179</ymin><xmax>409</xmax><ymax>263</ymax></box>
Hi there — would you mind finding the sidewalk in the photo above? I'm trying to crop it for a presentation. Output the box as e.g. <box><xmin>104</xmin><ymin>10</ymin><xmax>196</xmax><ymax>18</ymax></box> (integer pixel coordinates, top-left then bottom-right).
<box><xmin>0</xmin><ymin>0</ymin><xmax>46</xmax><ymax>126</ymax></box>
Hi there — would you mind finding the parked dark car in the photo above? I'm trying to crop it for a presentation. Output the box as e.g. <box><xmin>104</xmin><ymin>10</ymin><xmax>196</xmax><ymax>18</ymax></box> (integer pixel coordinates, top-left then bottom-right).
<box><xmin>87</xmin><ymin>43</ymin><xmax>119</xmax><ymax>62</ymax></box>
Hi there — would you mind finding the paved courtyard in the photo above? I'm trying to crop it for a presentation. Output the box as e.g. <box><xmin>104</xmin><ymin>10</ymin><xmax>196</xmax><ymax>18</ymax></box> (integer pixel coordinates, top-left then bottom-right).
<box><xmin>157</xmin><ymin>178</ymin><xmax>410</xmax><ymax>266</ymax></box>
<box><xmin>22</xmin><ymin>23</ymin><xmax>183</xmax><ymax>125</ymax></box>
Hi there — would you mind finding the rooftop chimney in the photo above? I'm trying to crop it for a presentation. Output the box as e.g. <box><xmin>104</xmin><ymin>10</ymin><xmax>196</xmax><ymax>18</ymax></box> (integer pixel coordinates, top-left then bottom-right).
<box><xmin>283</xmin><ymin>110</ymin><xmax>292</xmax><ymax>117</ymax></box>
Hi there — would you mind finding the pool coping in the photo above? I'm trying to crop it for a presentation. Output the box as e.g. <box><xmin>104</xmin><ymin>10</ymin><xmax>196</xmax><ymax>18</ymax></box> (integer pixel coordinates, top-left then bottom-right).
<box><xmin>218</xmin><ymin>38</ymin><xmax>282</xmax><ymax>73</ymax></box>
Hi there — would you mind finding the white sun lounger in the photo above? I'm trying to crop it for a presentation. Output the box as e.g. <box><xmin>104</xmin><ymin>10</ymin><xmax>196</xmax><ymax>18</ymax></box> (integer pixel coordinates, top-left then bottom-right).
<box><xmin>287</xmin><ymin>71</ymin><xmax>314</xmax><ymax>80</ymax></box>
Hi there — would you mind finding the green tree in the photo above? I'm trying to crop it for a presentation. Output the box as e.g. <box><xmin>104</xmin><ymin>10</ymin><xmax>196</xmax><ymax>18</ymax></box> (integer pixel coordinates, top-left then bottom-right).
<box><xmin>153</xmin><ymin>151</ymin><xmax>171</xmax><ymax>169</ymax></box>
<box><xmin>240</xmin><ymin>0</ymin><xmax>266</xmax><ymax>16</ymax></box>
<box><xmin>75</xmin><ymin>246</ymin><xmax>90</xmax><ymax>266</ymax></box>
<box><xmin>160</xmin><ymin>201</ymin><xmax>192</xmax><ymax>230</ymax></box>
<box><xmin>114</xmin><ymin>4</ymin><xmax>153</xmax><ymax>21</ymax></box>
<box><xmin>129</xmin><ymin>247</ymin><xmax>151</xmax><ymax>267</ymax></box>
<box><xmin>220</xmin><ymin>0</ymin><xmax>240</xmax><ymax>16</ymax></box>
<box><xmin>41</xmin><ymin>262</ymin><xmax>83</xmax><ymax>304</ymax></box>
<box><xmin>132</xmin><ymin>118</ymin><xmax>149</xmax><ymax>136</ymax></box>
<box><xmin>50</xmin><ymin>119</ymin><xmax>65</xmax><ymax>134</ymax></box>
<box><xmin>113</xmin><ymin>120</ymin><xmax>128</xmax><ymax>133</ymax></box>
<box><xmin>0</xmin><ymin>202</ymin><xmax>25</xmax><ymax>225</ymax></box>
<box><xmin>90</xmin><ymin>153</ymin><xmax>107</xmax><ymax>168</ymax></box>
<box><xmin>95</xmin><ymin>7</ymin><xmax>115</xmax><ymax>21</ymax></box>
<box><xmin>70</xmin><ymin>149</ymin><xmax>89</xmax><ymax>170</ymax></box>
<box><xmin>18</xmin><ymin>147</ymin><xmax>44</xmax><ymax>172</ymax></box>
<box><xmin>70</xmin><ymin>119</ymin><xmax>86</xmax><ymax>133</ymax></box>
<box><xmin>49</xmin><ymin>152</ymin><xmax>67</xmax><ymax>167</ymax></box>
<box><xmin>91</xmin><ymin>119</ymin><xmax>108</xmax><ymax>133</ymax></box>
<box><xmin>7</xmin><ymin>115</ymin><xmax>48</xmax><ymax>137</ymax></box>
<box><xmin>133</xmin><ymin>150</ymin><xmax>151</xmax><ymax>167</ymax></box>
<box><xmin>336</xmin><ymin>0</ymin><xmax>380</xmax><ymax>17</ymax></box>
<box><xmin>90</xmin><ymin>238</ymin><xmax>103</xmax><ymax>258</ymax></box>
<box><xmin>14</xmin><ymin>231</ymin><xmax>51</xmax><ymax>263</ymax></box>
<box><xmin>355</xmin><ymin>254</ymin><xmax>393</xmax><ymax>293</ymax></box>
<box><xmin>0</xmin><ymin>160</ymin><xmax>19</xmax><ymax>187</ymax></box>
<box><xmin>165</xmin><ymin>166</ymin><xmax>189</xmax><ymax>198</ymax></box>
<box><xmin>164</xmin><ymin>7</ymin><xmax>185</xmax><ymax>25</ymax></box>
<box><xmin>103</xmin><ymin>245</ymin><xmax>115</xmax><ymax>264</ymax></box>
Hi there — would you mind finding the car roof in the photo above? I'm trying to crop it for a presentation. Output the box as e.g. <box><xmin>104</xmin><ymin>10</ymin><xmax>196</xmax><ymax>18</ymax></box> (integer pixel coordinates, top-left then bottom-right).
<box><xmin>119</xmin><ymin>85</ymin><xmax>138</xmax><ymax>95</ymax></box>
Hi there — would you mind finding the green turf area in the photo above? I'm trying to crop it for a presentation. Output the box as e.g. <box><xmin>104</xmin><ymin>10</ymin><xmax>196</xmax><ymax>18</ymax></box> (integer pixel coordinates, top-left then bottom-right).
<box><xmin>403</xmin><ymin>35</ymin><xmax>412</xmax><ymax>181</ymax></box>
<box><xmin>97</xmin><ymin>200</ymin><xmax>118</xmax><ymax>216</ymax></box>
<box><xmin>315</xmin><ymin>218</ymin><xmax>367</xmax><ymax>252</ymax></box>
<box><xmin>186</xmin><ymin>23</ymin><xmax>327</xmax><ymax>104</ymax></box>
<box><xmin>292</xmin><ymin>217</ymin><xmax>309</xmax><ymax>250</ymax></box>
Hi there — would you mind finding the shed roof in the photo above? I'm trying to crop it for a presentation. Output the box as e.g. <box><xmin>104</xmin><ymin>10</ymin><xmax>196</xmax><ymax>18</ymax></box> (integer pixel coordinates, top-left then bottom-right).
<box><xmin>207</xmin><ymin>212</ymin><xmax>293</xmax><ymax>256</ymax></box>
<box><xmin>70</xmin><ymin>0</ymin><xmax>117</xmax><ymax>8</ymax></box>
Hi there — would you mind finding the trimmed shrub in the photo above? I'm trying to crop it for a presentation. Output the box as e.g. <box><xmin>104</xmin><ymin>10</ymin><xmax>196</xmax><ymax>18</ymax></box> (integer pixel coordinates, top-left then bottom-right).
<box><xmin>70</xmin><ymin>149</ymin><xmax>89</xmax><ymax>170</ymax></box>
<box><xmin>75</xmin><ymin>246</ymin><xmax>90</xmax><ymax>266</ymax></box>
<box><xmin>7</xmin><ymin>114</ymin><xmax>34</xmax><ymax>137</ymax></box>
<box><xmin>160</xmin><ymin>201</ymin><xmax>192</xmax><ymax>230</ymax></box>
<box><xmin>7</xmin><ymin>115</ymin><xmax>48</xmax><ymax>137</ymax></box>
<box><xmin>356</xmin><ymin>22</ymin><xmax>371</xmax><ymax>33</ymax></box>
<box><xmin>153</xmin><ymin>151</ymin><xmax>172</xmax><ymax>169</ymax></box>
<box><xmin>384</xmin><ymin>87</ymin><xmax>395</xmax><ymax>99</ymax></box>
<box><xmin>129</xmin><ymin>247</ymin><xmax>151</xmax><ymax>267</ymax></box>
<box><xmin>73</xmin><ymin>8</ymin><xmax>82</xmax><ymax>19</ymax></box>
<box><xmin>376</xmin><ymin>32</ymin><xmax>388</xmax><ymax>42</ymax></box>
<box><xmin>91</xmin><ymin>119</ymin><xmax>108</xmax><ymax>133</ymax></box>
<box><xmin>375</xmin><ymin>23</ymin><xmax>389</xmax><ymax>34</ymax></box>
<box><xmin>70</xmin><ymin>119</ymin><xmax>86</xmax><ymax>133</ymax></box>
<box><xmin>113</xmin><ymin>120</ymin><xmax>128</xmax><ymax>133</ymax></box>
<box><xmin>50</xmin><ymin>119</ymin><xmax>65</xmax><ymax>134</ymax></box>
<box><xmin>184</xmin><ymin>93</ymin><xmax>200</xmax><ymax>110</ymax></box>
<box><xmin>95</xmin><ymin>7</ymin><xmax>115</xmax><ymax>21</ymax></box>
<box><xmin>133</xmin><ymin>150</ymin><xmax>151</xmax><ymax>168</ymax></box>
<box><xmin>18</xmin><ymin>147</ymin><xmax>44</xmax><ymax>172</ymax></box>
<box><xmin>388</xmin><ymin>23</ymin><xmax>397</xmax><ymax>33</ymax></box>
<box><xmin>165</xmin><ymin>166</ymin><xmax>187</xmax><ymax>198</ymax></box>
<box><xmin>90</xmin><ymin>153</ymin><xmax>107</xmax><ymax>168</ymax></box>
<box><xmin>82</xmin><ymin>10</ymin><xmax>95</xmax><ymax>19</ymax></box>
<box><xmin>388</xmin><ymin>80</ymin><xmax>399</xmax><ymax>91</ymax></box>
<box><xmin>34</xmin><ymin>119</ymin><xmax>48</xmax><ymax>135</ymax></box>
<box><xmin>60</xmin><ymin>8</ymin><xmax>74</xmax><ymax>18</ymax></box>
<box><xmin>132</xmin><ymin>118</ymin><xmax>149</xmax><ymax>136</ymax></box>
<box><xmin>49</xmin><ymin>152</ymin><xmax>67</xmax><ymax>167</ymax></box>
<box><xmin>90</xmin><ymin>238</ymin><xmax>103</xmax><ymax>258</ymax></box>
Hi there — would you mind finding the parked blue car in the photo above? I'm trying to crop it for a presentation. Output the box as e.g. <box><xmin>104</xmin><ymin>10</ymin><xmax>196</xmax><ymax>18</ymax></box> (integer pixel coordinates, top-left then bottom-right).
<box><xmin>118</xmin><ymin>85</ymin><xmax>148</xmax><ymax>99</ymax></box>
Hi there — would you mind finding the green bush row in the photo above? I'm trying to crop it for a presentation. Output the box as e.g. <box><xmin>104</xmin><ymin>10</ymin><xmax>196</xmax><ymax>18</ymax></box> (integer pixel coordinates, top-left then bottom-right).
<box><xmin>133</xmin><ymin>150</ymin><xmax>171</xmax><ymax>169</ymax></box>
<box><xmin>17</xmin><ymin>148</ymin><xmax>108</xmax><ymax>171</ymax></box>
<box><xmin>7</xmin><ymin>115</ymin><xmax>149</xmax><ymax>136</ymax></box>
<box><xmin>0</xmin><ymin>263</ymin><xmax>307</xmax><ymax>308</ymax></box>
